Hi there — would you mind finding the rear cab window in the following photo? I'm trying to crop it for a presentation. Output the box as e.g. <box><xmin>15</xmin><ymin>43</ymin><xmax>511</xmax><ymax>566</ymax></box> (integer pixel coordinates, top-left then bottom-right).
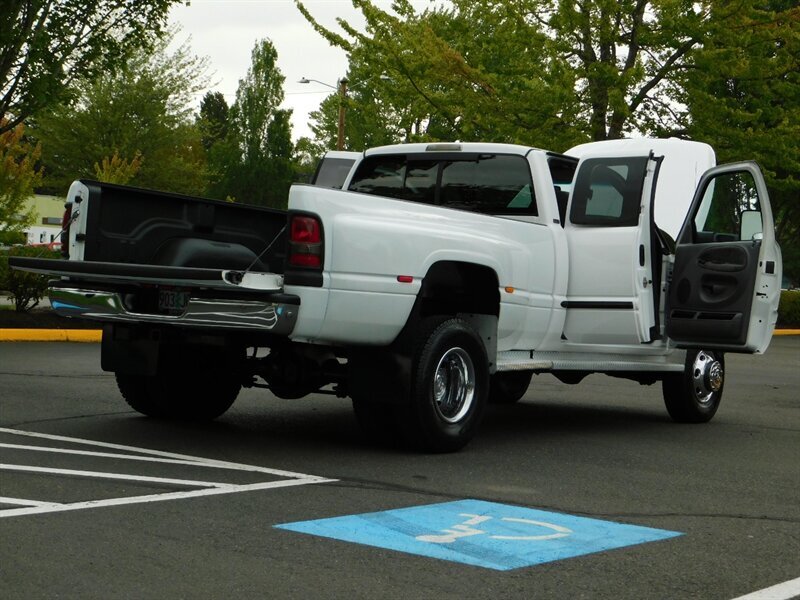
<box><xmin>348</xmin><ymin>153</ymin><xmax>537</xmax><ymax>216</ymax></box>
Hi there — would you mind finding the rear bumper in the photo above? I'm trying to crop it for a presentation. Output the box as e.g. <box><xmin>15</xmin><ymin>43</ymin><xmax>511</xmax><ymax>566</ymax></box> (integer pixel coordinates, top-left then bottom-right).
<box><xmin>48</xmin><ymin>286</ymin><xmax>299</xmax><ymax>335</ymax></box>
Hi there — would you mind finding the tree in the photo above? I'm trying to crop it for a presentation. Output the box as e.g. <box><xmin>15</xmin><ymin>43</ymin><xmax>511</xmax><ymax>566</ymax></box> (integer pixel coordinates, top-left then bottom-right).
<box><xmin>198</xmin><ymin>91</ymin><xmax>230</xmax><ymax>151</ymax></box>
<box><xmin>94</xmin><ymin>151</ymin><xmax>143</xmax><ymax>185</ymax></box>
<box><xmin>683</xmin><ymin>2</ymin><xmax>800</xmax><ymax>286</ymax></box>
<box><xmin>292</xmin><ymin>136</ymin><xmax>322</xmax><ymax>183</ymax></box>
<box><xmin>297</xmin><ymin>0</ymin><xmax>798</xmax><ymax>147</ymax></box>
<box><xmin>298</xmin><ymin>0</ymin><xmax>798</xmax><ymax>283</ymax></box>
<box><xmin>0</xmin><ymin>120</ymin><xmax>41</xmax><ymax>239</ymax></box>
<box><xmin>34</xmin><ymin>32</ymin><xmax>210</xmax><ymax>196</ymax></box>
<box><xmin>212</xmin><ymin>39</ymin><xmax>294</xmax><ymax>208</ymax></box>
<box><xmin>198</xmin><ymin>91</ymin><xmax>231</xmax><ymax>196</ymax></box>
<box><xmin>0</xmin><ymin>0</ymin><xmax>182</xmax><ymax>134</ymax></box>
<box><xmin>306</xmin><ymin>70</ymin><xmax>410</xmax><ymax>151</ymax></box>
<box><xmin>295</xmin><ymin>1</ymin><xmax>759</xmax><ymax>148</ymax></box>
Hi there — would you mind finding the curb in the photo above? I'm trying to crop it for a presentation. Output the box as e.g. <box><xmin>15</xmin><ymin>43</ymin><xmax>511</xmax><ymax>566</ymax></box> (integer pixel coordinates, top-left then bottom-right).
<box><xmin>0</xmin><ymin>329</ymin><xmax>798</xmax><ymax>343</ymax></box>
<box><xmin>0</xmin><ymin>329</ymin><xmax>103</xmax><ymax>342</ymax></box>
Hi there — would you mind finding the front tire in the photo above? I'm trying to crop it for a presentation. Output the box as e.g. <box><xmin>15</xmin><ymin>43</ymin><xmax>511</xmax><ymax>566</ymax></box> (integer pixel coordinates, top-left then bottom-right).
<box><xmin>397</xmin><ymin>317</ymin><xmax>489</xmax><ymax>453</ymax></box>
<box><xmin>662</xmin><ymin>349</ymin><xmax>725</xmax><ymax>423</ymax></box>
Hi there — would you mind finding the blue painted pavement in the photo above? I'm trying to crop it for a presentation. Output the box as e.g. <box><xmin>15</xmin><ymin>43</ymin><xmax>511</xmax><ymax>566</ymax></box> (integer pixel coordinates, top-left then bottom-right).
<box><xmin>275</xmin><ymin>499</ymin><xmax>682</xmax><ymax>571</ymax></box>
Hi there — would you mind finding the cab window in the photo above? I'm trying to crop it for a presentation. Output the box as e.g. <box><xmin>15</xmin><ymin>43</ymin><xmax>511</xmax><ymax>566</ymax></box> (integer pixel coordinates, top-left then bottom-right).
<box><xmin>570</xmin><ymin>157</ymin><xmax>648</xmax><ymax>226</ymax></box>
<box><xmin>349</xmin><ymin>153</ymin><xmax>536</xmax><ymax>216</ymax></box>
<box><xmin>440</xmin><ymin>155</ymin><xmax>536</xmax><ymax>215</ymax></box>
<box><xmin>693</xmin><ymin>171</ymin><xmax>761</xmax><ymax>243</ymax></box>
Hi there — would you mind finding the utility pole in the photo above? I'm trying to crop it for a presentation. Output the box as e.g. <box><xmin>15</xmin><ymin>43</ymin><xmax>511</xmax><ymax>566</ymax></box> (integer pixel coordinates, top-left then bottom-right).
<box><xmin>337</xmin><ymin>78</ymin><xmax>348</xmax><ymax>151</ymax></box>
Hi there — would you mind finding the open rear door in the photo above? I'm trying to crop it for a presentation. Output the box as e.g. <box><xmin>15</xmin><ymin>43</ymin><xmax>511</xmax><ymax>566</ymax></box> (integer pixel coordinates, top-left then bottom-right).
<box><xmin>666</xmin><ymin>162</ymin><xmax>782</xmax><ymax>353</ymax></box>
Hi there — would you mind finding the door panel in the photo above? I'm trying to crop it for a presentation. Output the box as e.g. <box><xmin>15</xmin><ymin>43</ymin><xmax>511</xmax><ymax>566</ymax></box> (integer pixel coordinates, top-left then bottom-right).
<box><xmin>668</xmin><ymin>242</ymin><xmax>759</xmax><ymax>344</ymax></box>
<box><xmin>666</xmin><ymin>162</ymin><xmax>781</xmax><ymax>353</ymax></box>
<box><xmin>563</xmin><ymin>154</ymin><xmax>658</xmax><ymax>346</ymax></box>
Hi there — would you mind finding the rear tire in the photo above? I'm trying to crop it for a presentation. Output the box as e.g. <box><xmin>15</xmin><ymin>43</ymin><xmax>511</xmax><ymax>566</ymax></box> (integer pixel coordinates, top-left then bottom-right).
<box><xmin>488</xmin><ymin>371</ymin><xmax>532</xmax><ymax>404</ymax></box>
<box><xmin>351</xmin><ymin>397</ymin><xmax>399</xmax><ymax>444</ymax></box>
<box><xmin>662</xmin><ymin>349</ymin><xmax>724</xmax><ymax>423</ymax></box>
<box><xmin>397</xmin><ymin>317</ymin><xmax>489</xmax><ymax>453</ymax></box>
<box><xmin>116</xmin><ymin>345</ymin><xmax>242</xmax><ymax>421</ymax></box>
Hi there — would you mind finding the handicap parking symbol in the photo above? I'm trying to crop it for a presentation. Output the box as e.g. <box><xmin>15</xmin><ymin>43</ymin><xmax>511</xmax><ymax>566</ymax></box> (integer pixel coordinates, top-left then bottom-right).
<box><xmin>276</xmin><ymin>499</ymin><xmax>682</xmax><ymax>571</ymax></box>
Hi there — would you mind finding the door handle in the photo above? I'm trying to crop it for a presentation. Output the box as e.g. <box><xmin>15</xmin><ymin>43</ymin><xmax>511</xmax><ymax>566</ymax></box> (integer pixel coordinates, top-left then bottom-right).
<box><xmin>697</xmin><ymin>260</ymin><xmax>744</xmax><ymax>272</ymax></box>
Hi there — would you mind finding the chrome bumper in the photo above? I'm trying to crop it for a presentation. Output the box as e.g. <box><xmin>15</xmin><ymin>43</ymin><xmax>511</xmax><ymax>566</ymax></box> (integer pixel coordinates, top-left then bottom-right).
<box><xmin>48</xmin><ymin>287</ymin><xmax>299</xmax><ymax>335</ymax></box>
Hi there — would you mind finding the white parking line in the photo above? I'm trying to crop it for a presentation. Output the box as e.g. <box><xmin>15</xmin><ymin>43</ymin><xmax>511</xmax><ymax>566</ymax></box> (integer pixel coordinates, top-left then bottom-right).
<box><xmin>0</xmin><ymin>427</ymin><xmax>338</xmax><ymax>519</ymax></box>
<box><xmin>0</xmin><ymin>443</ymin><xmax>252</xmax><ymax>469</ymax></box>
<box><xmin>0</xmin><ymin>427</ymin><xmax>325</xmax><ymax>479</ymax></box>
<box><xmin>0</xmin><ymin>496</ymin><xmax>59</xmax><ymax>508</ymax></box>
<box><xmin>0</xmin><ymin>478</ymin><xmax>328</xmax><ymax>519</ymax></box>
<box><xmin>1</xmin><ymin>464</ymin><xmax>236</xmax><ymax>489</ymax></box>
<box><xmin>731</xmin><ymin>577</ymin><xmax>800</xmax><ymax>600</ymax></box>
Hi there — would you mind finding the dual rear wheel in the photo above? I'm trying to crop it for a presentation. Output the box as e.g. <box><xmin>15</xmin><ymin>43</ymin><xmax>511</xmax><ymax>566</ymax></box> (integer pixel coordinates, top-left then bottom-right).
<box><xmin>115</xmin><ymin>345</ymin><xmax>243</xmax><ymax>421</ymax></box>
<box><xmin>352</xmin><ymin>317</ymin><xmax>490</xmax><ymax>453</ymax></box>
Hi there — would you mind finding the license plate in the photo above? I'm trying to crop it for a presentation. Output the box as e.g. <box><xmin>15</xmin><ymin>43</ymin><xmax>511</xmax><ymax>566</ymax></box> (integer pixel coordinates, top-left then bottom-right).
<box><xmin>158</xmin><ymin>288</ymin><xmax>189</xmax><ymax>315</ymax></box>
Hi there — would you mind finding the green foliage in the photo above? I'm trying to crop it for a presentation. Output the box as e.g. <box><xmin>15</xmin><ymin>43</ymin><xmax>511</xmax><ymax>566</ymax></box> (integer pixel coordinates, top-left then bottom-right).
<box><xmin>778</xmin><ymin>290</ymin><xmax>800</xmax><ymax>328</ymax></box>
<box><xmin>298</xmin><ymin>1</ymin><xmax>798</xmax><ymax>283</ymax></box>
<box><xmin>198</xmin><ymin>92</ymin><xmax>230</xmax><ymax>152</ymax></box>
<box><xmin>0</xmin><ymin>0</ymin><xmax>182</xmax><ymax>134</ymax></box>
<box><xmin>683</xmin><ymin>2</ymin><xmax>800</xmax><ymax>287</ymax></box>
<box><xmin>0</xmin><ymin>231</ymin><xmax>26</xmax><ymax>245</ymax></box>
<box><xmin>0</xmin><ymin>121</ymin><xmax>41</xmax><ymax>236</ymax></box>
<box><xmin>210</xmin><ymin>39</ymin><xmax>294</xmax><ymax>208</ymax></box>
<box><xmin>292</xmin><ymin>137</ymin><xmax>323</xmax><ymax>183</ymax></box>
<box><xmin>0</xmin><ymin>246</ymin><xmax>59</xmax><ymax>312</ymax></box>
<box><xmin>296</xmin><ymin>0</ymin><xmax>708</xmax><ymax>148</ymax></box>
<box><xmin>94</xmin><ymin>151</ymin><xmax>143</xmax><ymax>185</ymax></box>
<box><xmin>34</xmin><ymin>31</ymin><xmax>209</xmax><ymax>196</ymax></box>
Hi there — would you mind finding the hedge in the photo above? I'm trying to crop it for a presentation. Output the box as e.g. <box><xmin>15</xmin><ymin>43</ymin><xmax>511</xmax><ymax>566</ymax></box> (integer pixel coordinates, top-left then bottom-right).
<box><xmin>0</xmin><ymin>246</ymin><xmax>61</xmax><ymax>312</ymax></box>
<box><xmin>778</xmin><ymin>290</ymin><xmax>800</xmax><ymax>328</ymax></box>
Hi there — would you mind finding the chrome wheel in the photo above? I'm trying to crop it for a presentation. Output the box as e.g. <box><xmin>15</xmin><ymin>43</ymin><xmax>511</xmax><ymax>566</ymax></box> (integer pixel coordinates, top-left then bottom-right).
<box><xmin>663</xmin><ymin>349</ymin><xmax>725</xmax><ymax>423</ymax></box>
<box><xmin>433</xmin><ymin>347</ymin><xmax>475</xmax><ymax>423</ymax></box>
<box><xmin>402</xmin><ymin>317</ymin><xmax>489</xmax><ymax>452</ymax></box>
<box><xmin>690</xmin><ymin>350</ymin><xmax>724</xmax><ymax>404</ymax></box>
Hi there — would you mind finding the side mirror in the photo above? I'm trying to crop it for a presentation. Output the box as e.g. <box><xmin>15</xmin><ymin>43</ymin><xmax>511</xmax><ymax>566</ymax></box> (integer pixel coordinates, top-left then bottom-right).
<box><xmin>740</xmin><ymin>210</ymin><xmax>762</xmax><ymax>241</ymax></box>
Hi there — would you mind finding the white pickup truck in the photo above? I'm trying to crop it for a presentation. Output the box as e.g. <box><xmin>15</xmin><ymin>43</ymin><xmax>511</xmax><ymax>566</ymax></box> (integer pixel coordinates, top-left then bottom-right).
<box><xmin>12</xmin><ymin>138</ymin><xmax>783</xmax><ymax>452</ymax></box>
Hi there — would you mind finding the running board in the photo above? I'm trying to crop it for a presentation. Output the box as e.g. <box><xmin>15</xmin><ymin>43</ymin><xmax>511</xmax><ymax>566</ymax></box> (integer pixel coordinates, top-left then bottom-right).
<box><xmin>496</xmin><ymin>350</ymin><xmax>684</xmax><ymax>373</ymax></box>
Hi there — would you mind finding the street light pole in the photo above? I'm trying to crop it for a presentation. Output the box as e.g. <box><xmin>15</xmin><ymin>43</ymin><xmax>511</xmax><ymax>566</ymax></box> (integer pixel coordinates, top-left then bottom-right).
<box><xmin>298</xmin><ymin>76</ymin><xmax>348</xmax><ymax>151</ymax></box>
<box><xmin>337</xmin><ymin>78</ymin><xmax>348</xmax><ymax>151</ymax></box>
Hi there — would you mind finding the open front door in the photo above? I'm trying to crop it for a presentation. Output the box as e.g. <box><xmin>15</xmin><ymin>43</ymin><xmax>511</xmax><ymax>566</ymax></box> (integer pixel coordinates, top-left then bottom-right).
<box><xmin>666</xmin><ymin>162</ymin><xmax>782</xmax><ymax>353</ymax></box>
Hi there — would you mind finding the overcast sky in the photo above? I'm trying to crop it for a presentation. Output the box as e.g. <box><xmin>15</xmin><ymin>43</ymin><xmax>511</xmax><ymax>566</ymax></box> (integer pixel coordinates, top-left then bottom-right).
<box><xmin>168</xmin><ymin>0</ymin><xmax>435</xmax><ymax>141</ymax></box>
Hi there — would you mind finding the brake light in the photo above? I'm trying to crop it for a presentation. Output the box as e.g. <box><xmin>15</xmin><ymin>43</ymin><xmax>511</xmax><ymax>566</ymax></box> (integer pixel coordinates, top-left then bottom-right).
<box><xmin>61</xmin><ymin>203</ymin><xmax>72</xmax><ymax>258</ymax></box>
<box><xmin>291</xmin><ymin>216</ymin><xmax>321</xmax><ymax>244</ymax></box>
<box><xmin>288</xmin><ymin>214</ymin><xmax>323</xmax><ymax>268</ymax></box>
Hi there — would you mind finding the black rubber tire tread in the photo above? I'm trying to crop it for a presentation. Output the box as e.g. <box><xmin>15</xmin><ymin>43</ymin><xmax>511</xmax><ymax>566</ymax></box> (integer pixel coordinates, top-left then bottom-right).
<box><xmin>116</xmin><ymin>346</ymin><xmax>242</xmax><ymax>421</ymax></box>
<box><xmin>488</xmin><ymin>371</ymin><xmax>533</xmax><ymax>404</ymax></box>
<box><xmin>396</xmin><ymin>316</ymin><xmax>489</xmax><ymax>453</ymax></box>
<box><xmin>351</xmin><ymin>398</ymin><xmax>400</xmax><ymax>445</ymax></box>
<box><xmin>662</xmin><ymin>349</ymin><xmax>724</xmax><ymax>423</ymax></box>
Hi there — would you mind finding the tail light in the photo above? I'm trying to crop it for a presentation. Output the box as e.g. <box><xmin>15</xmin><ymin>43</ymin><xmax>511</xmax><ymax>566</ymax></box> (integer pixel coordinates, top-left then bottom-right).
<box><xmin>60</xmin><ymin>203</ymin><xmax>72</xmax><ymax>258</ymax></box>
<box><xmin>288</xmin><ymin>214</ymin><xmax>323</xmax><ymax>268</ymax></box>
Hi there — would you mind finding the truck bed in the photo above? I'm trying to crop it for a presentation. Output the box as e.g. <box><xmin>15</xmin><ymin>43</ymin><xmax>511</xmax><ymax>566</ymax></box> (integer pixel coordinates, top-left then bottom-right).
<box><xmin>70</xmin><ymin>180</ymin><xmax>288</xmax><ymax>273</ymax></box>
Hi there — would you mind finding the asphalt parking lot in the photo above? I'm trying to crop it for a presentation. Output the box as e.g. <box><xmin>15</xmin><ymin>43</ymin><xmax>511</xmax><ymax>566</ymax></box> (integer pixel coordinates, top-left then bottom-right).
<box><xmin>1</xmin><ymin>338</ymin><xmax>798</xmax><ymax>599</ymax></box>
